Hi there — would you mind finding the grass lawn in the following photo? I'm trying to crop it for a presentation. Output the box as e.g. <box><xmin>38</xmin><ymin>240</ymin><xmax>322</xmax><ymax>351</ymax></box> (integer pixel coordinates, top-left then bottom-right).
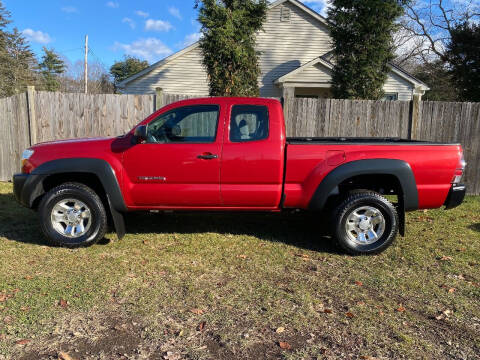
<box><xmin>0</xmin><ymin>182</ymin><xmax>479</xmax><ymax>360</ymax></box>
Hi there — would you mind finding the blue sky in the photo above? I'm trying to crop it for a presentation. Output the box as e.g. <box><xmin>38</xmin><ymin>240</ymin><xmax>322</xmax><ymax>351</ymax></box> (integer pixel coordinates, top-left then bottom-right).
<box><xmin>4</xmin><ymin>0</ymin><xmax>327</xmax><ymax>69</ymax></box>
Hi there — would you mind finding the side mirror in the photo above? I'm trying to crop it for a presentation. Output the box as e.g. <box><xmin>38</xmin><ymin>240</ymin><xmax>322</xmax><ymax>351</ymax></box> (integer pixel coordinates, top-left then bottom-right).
<box><xmin>133</xmin><ymin>125</ymin><xmax>148</xmax><ymax>144</ymax></box>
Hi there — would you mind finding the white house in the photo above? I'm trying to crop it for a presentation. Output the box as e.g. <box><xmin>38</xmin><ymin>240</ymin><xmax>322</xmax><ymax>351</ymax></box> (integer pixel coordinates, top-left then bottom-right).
<box><xmin>117</xmin><ymin>0</ymin><xmax>429</xmax><ymax>101</ymax></box>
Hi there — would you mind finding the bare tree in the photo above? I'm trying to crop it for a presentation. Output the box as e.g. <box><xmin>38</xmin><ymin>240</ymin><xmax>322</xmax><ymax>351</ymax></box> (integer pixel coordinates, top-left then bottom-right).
<box><xmin>397</xmin><ymin>0</ymin><xmax>480</xmax><ymax>63</ymax></box>
<box><xmin>60</xmin><ymin>59</ymin><xmax>113</xmax><ymax>94</ymax></box>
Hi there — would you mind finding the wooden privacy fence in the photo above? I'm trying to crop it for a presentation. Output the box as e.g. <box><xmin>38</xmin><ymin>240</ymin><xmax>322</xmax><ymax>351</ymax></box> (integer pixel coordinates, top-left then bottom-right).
<box><xmin>0</xmin><ymin>90</ymin><xmax>479</xmax><ymax>195</ymax></box>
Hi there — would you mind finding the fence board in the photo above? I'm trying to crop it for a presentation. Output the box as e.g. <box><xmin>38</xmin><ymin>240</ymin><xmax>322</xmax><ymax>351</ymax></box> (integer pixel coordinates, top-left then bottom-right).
<box><xmin>0</xmin><ymin>94</ymin><xmax>30</xmax><ymax>180</ymax></box>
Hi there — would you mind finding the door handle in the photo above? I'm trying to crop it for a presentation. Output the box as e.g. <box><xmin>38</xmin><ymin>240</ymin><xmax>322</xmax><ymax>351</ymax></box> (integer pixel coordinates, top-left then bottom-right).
<box><xmin>197</xmin><ymin>153</ymin><xmax>218</xmax><ymax>160</ymax></box>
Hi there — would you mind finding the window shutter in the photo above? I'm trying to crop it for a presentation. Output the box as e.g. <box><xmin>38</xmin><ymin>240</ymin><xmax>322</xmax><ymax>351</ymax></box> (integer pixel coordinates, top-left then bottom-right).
<box><xmin>280</xmin><ymin>6</ymin><xmax>291</xmax><ymax>22</ymax></box>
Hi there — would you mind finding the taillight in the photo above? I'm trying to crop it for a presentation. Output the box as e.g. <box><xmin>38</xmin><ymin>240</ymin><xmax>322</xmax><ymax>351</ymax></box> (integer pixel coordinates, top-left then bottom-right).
<box><xmin>452</xmin><ymin>153</ymin><xmax>466</xmax><ymax>184</ymax></box>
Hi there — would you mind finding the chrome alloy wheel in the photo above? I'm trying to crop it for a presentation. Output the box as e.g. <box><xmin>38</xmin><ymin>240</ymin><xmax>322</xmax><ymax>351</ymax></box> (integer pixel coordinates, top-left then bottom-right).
<box><xmin>345</xmin><ymin>206</ymin><xmax>386</xmax><ymax>245</ymax></box>
<box><xmin>50</xmin><ymin>198</ymin><xmax>92</xmax><ymax>238</ymax></box>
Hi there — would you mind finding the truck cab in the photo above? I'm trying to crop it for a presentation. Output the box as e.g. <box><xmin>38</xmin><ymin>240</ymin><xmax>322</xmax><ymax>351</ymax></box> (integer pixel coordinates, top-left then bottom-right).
<box><xmin>121</xmin><ymin>97</ymin><xmax>286</xmax><ymax>210</ymax></box>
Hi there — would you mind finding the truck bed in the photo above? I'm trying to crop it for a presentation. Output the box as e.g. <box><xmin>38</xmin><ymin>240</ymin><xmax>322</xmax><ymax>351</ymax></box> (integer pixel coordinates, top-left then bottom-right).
<box><xmin>287</xmin><ymin>137</ymin><xmax>459</xmax><ymax>145</ymax></box>
<box><xmin>283</xmin><ymin>140</ymin><xmax>462</xmax><ymax>210</ymax></box>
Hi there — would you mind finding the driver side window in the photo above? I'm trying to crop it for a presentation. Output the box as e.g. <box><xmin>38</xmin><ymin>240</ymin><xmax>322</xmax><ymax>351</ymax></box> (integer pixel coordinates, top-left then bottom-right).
<box><xmin>147</xmin><ymin>105</ymin><xmax>219</xmax><ymax>143</ymax></box>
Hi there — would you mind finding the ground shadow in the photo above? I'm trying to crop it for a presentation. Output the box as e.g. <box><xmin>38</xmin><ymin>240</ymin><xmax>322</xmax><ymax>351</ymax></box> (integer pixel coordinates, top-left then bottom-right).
<box><xmin>125</xmin><ymin>210</ymin><xmax>338</xmax><ymax>253</ymax></box>
<box><xmin>468</xmin><ymin>223</ymin><xmax>480</xmax><ymax>233</ymax></box>
<box><xmin>0</xmin><ymin>192</ymin><xmax>338</xmax><ymax>253</ymax></box>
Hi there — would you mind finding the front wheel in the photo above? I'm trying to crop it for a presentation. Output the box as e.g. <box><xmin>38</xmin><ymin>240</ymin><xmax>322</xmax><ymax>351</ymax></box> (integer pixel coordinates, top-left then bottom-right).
<box><xmin>331</xmin><ymin>191</ymin><xmax>399</xmax><ymax>255</ymax></box>
<box><xmin>38</xmin><ymin>183</ymin><xmax>107</xmax><ymax>248</ymax></box>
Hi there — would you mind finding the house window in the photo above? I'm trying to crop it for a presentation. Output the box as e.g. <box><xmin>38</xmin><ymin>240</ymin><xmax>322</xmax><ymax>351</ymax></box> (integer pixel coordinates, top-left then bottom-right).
<box><xmin>383</xmin><ymin>93</ymin><xmax>398</xmax><ymax>101</ymax></box>
<box><xmin>280</xmin><ymin>6</ymin><xmax>291</xmax><ymax>22</ymax></box>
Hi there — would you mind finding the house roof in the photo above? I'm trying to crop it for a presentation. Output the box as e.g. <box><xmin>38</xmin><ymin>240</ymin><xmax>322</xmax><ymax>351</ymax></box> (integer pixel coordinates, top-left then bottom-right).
<box><xmin>117</xmin><ymin>0</ymin><xmax>329</xmax><ymax>88</ymax></box>
<box><xmin>275</xmin><ymin>52</ymin><xmax>430</xmax><ymax>91</ymax></box>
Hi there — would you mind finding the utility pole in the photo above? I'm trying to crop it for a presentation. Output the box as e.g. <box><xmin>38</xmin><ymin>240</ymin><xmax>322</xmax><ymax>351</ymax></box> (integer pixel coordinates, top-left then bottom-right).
<box><xmin>84</xmin><ymin>35</ymin><xmax>88</xmax><ymax>94</ymax></box>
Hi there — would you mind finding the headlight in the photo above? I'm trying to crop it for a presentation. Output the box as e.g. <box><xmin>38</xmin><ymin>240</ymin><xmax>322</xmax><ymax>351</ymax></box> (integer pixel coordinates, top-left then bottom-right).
<box><xmin>21</xmin><ymin>149</ymin><xmax>34</xmax><ymax>161</ymax></box>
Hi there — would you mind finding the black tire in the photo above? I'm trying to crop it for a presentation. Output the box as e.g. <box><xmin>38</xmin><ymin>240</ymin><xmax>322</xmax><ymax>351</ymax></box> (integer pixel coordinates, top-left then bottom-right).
<box><xmin>331</xmin><ymin>191</ymin><xmax>399</xmax><ymax>255</ymax></box>
<box><xmin>38</xmin><ymin>182</ymin><xmax>107</xmax><ymax>248</ymax></box>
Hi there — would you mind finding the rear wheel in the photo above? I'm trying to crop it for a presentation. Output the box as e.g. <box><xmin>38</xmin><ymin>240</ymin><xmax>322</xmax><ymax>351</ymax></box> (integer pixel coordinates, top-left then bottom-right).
<box><xmin>331</xmin><ymin>191</ymin><xmax>398</xmax><ymax>255</ymax></box>
<box><xmin>38</xmin><ymin>183</ymin><xmax>107</xmax><ymax>248</ymax></box>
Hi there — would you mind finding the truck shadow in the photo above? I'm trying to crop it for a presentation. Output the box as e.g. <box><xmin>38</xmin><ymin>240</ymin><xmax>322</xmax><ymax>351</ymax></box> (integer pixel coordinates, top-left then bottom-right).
<box><xmin>125</xmin><ymin>211</ymin><xmax>339</xmax><ymax>254</ymax></box>
<box><xmin>468</xmin><ymin>223</ymin><xmax>480</xmax><ymax>232</ymax></box>
<box><xmin>0</xmin><ymin>192</ymin><xmax>337</xmax><ymax>253</ymax></box>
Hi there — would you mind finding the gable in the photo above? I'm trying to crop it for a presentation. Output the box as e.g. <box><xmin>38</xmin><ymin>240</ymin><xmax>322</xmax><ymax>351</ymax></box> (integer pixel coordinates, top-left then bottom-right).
<box><xmin>281</xmin><ymin>62</ymin><xmax>333</xmax><ymax>84</ymax></box>
<box><xmin>256</xmin><ymin>1</ymin><xmax>332</xmax><ymax>96</ymax></box>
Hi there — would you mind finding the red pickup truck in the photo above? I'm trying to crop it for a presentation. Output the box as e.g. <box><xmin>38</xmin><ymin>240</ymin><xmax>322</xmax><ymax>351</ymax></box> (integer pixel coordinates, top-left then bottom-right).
<box><xmin>14</xmin><ymin>97</ymin><xmax>466</xmax><ymax>254</ymax></box>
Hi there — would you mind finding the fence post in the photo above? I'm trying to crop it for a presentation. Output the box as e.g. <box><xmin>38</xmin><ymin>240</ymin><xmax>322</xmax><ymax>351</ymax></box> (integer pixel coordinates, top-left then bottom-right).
<box><xmin>155</xmin><ymin>87</ymin><xmax>164</xmax><ymax>111</ymax></box>
<box><xmin>282</xmin><ymin>86</ymin><xmax>295</xmax><ymax>131</ymax></box>
<box><xmin>408</xmin><ymin>93</ymin><xmax>421</xmax><ymax>140</ymax></box>
<box><xmin>26</xmin><ymin>86</ymin><xmax>37</xmax><ymax>146</ymax></box>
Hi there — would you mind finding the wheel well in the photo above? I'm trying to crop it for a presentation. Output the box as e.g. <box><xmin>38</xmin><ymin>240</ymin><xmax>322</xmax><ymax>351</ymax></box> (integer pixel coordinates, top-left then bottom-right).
<box><xmin>337</xmin><ymin>174</ymin><xmax>403</xmax><ymax>199</ymax></box>
<box><xmin>32</xmin><ymin>172</ymin><xmax>108</xmax><ymax>210</ymax></box>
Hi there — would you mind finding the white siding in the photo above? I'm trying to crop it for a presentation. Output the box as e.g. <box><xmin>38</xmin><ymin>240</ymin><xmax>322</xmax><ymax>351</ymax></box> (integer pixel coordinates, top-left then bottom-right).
<box><xmin>286</xmin><ymin>63</ymin><xmax>332</xmax><ymax>83</ymax></box>
<box><xmin>123</xmin><ymin>46</ymin><xmax>209</xmax><ymax>95</ymax></box>
<box><xmin>383</xmin><ymin>72</ymin><xmax>414</xmax><ymax>101</ymax></box>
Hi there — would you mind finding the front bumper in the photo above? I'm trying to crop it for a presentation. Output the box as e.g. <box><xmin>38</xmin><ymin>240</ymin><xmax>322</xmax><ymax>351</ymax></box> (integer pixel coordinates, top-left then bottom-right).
<box><xmin>13</xmin><ymin>173</ymin><xmax>45</xmax><ymax>209</ymax></box>
<box><xmin>444</xmin><ymin>184</ymin><xmax>466</xmax><ymax>210</ymax></box>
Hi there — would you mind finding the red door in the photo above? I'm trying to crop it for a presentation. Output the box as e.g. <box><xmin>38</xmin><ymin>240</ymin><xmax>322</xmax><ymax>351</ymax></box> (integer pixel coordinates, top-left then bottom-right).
<box><xmin>220</xmin><ymin>102</ymin><xmax>285</xmax><ymax>208</ymax></box>
<box><xmin>123</xmin><ymin>104</ymin><xmax>224</xmax><ymax>207</ymax></box>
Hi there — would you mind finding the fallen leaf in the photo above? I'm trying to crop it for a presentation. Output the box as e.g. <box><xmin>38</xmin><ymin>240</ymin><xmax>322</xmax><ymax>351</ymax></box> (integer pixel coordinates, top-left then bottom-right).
<box><xmin>190</xmin><ymin>308</ymin><xmax>204</xmax><ymax>315</ymax></box>
<box><xmin>0</xmin><ymin>294</ymin><xmax>7</xmax><ymax>302</ymax></box>
<box><xmin>456</xmin><ymin>248</ymin><xmax>466</xmax><ymax>252</ymax></box>
<box><xmin>237</xmin><ymin>255</ymin><xmax>247</xmax><ymax>259</ymax></box>
<box><xmin>197</xmin><ymin>321</ymin><xmax>206</xmax><ymax>331</ymax></box>
<box><xmin>448</xmin><ymin>288</ymin><xmax>456</xmax><ymax>293</ymax></box>
<box><xmin>15</xmin><ymin>339</ymin><xmax>30</xmax><ymax>345</ymax></box>
<box><xmin>59</xmin><ymin>299</ymin><xmax>68</xmax><ymax>308</ymax></box>
<box><xmin>276</xmin><ymin>327</ymin><xmax>285</xmax><ymax>333</ymax></box>
<box><xmin>438</xmin><ymin>256</ymin><xmax>453</xmax><ymax>261</ymax></box>
<box><xmin>163</xmin><ymin>352</ymin><xmax>182</xmax><ymax>360</ymax></box>
<box><xmin>58</xmin><ymin>352</ymin><xmax>77</xmax><ymax>360</ymax></box>
<box><xmin>396</xmin><ymin>306</ymin><xmax>406</xmax><ymax>312</ymax></box>
<box><xmin>142</xmin><ymin>240</ymin><xmax>148</xmax><ymax>245</ymax></box>
<box><xmin>357</xmin><ymin>301</ymin><xmax>365</xmax><ymax>306</ymax></box>
<box><xmin>355</xmin><ymin>281</ymin><xmax>363</xmax><ymax>286</ymax></box>
<box><xmin>3</xmin><ymin>316</ymin><xmax>13</xmax><ymax>324</ymax></box>
<box><xmin>24</xmin><ymin>275</ymin><xmax>33</xmax><ymax>280</ymax></box>
<box><xmin>323</xmin><ymin>309</ymin><xmax>332</xmax><ymax>314</ymax></box>
<box><xmin>345</xmin><ymin>312</ymin><xmax>355</xmax><ymax>318</ymax></box>
<box><xmin>278</xmin><ymin>341</ymin><xmax>292</xmax><ymax>350</ymax></box>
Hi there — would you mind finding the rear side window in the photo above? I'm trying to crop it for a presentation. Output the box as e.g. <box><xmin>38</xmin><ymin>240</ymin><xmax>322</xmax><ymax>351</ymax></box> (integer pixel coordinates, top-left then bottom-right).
<box><xmin>229</xmin><ymin>105</ymin><xmax>269</xmax><ymax>142</ymax></box>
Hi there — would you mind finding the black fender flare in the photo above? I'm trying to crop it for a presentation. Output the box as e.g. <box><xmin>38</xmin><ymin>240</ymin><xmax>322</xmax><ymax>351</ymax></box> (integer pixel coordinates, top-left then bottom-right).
<box><xmin>308</xmin><ymin>159</ymin><xmax>419</xmax><ymax>213</ymax></box>
<box><xmin>24</xmin><ymin>158</ymin><xmax>127</xmax><ymax>239</ymax></box>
